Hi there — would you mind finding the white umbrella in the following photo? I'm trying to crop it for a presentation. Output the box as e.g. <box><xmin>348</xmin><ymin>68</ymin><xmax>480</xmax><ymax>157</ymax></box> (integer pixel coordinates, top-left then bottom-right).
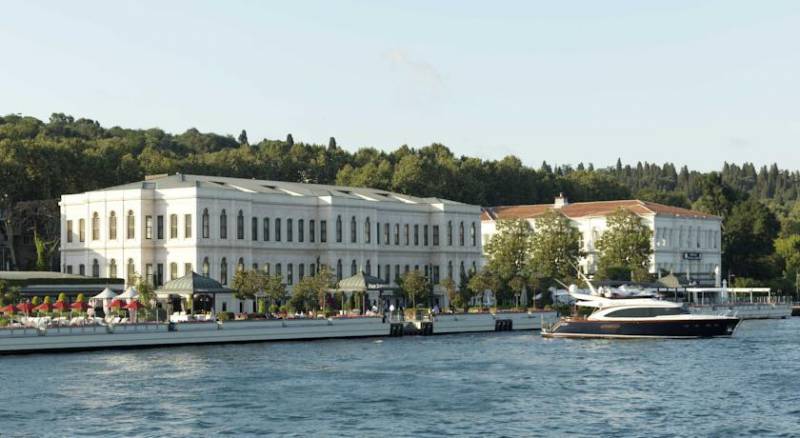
<box><xmin>91</xmin><ymin>287</ymin><xmax>119</xmax><ymax>317</ymax></box>
<box><xmin>118</xmin><ymin>286</ymin><xmax>139</xmax><ymax>300</ymax></box>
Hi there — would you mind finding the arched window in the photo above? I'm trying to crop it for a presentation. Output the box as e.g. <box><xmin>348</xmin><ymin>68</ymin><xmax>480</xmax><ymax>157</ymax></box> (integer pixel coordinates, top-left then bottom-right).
<box><xmin>336</xmin><ymin>215</ymin><xmax>343</xmax><ymax>243</ymax></box>
<box><xmin>127</xmin><ymin>258</ymin><xmax>135</xmax><ymax>285</ymax></box>
<box><xmin>126</xmin><ymin>210</ymin><xmax>135</xmax><ymax>239</ymax></box>
<box><xmin>236</xmin><ymin>210</ymin><xmax>244</xmax><ymax>240</ymax></box>
<box><xmin>170</xmin><ymin>214</ymin><xmax>178</xmax><ymax>239</ymax></box>
<box><xmin>251</xmin><ymin>217</ymin><xmax>258</xmax><ymax>241</ymax></box>
<box><xmin>220</xmin><ymin>257</ymin><xmax>228</xmax><ymax>284</ymax></box>
<box><xmin>91</xmin><ymin>212</ymin><xmax>100</xmax><ymax>241</ymax></box>
<box><xmin>220</xmin><ymin>210</ymin><xmax>227</xmax><ymax>239</ymax></box>
<box><xmin>202</xmin><ymin>257</ymin><xmax>210</xmax><ymax>277</ymax></box>
<box><xmin>108</xmin><ymin>211</ymin><xmax>117</xmax><ymax>240</ymax></box>
<box><xmin>275</xmin><ymin>218</ymin><xmax>282</xmax><ymax>241</ymax></box>
<box><xmin>365</xmin><ymin>217</ymin><xmax>371</xmax><ymax>243</ymax></box>
<box><xmin>336</xmin><ymin>259</ymin><xmax>343</xmax><ymax>281</ymax></box>
<box><xmin>237</xmin><ymin>257</ymin><xmax>244</xmax><ymax>272</ymax></box>
<box><xmin>351</xmin><ymin>259</ymin><xmax>357</xmax><ymax>276</ymax></box>
<box><xmin>263</xmin><ymin>218</ymin><xmax>270</xmax><ymax>241</ymax></box>
<box><xmin>79</xmin><ymin>218</ymin><xmax>86</xmax><ymax>242</ymax></box>
<box><xmin>470</xmin><ymin>222</ymin><xmax>477</xmax><ymax>246</ymax></box>
<box><xmin>366</xmin><ymin>260</ymin><xmax>372</xmax><ymax>276</ymax></box>
<box><xmin>350</xmin><ymin>216</ymin><xmax>357</xmax><ymax>243</ymax></box>
<box><xmin>170</xmin><ymin>262</ymin><xmax>178</xmax><ymax>280</ymax></box>
<box><xmin>91</xmin><ymin>258</ymin><xmax>99</xmax><ymax>277</ymax></box>
<box><xmin>109</xmin><ymin>259</ymin><xmax>117</xmax><ymax>278</ymax></box>
<box><xmin>447</xmin><ymin>221</ymin><xmax>453</xmax><ymax>246</ymax></box>
<box><xmin>459</xmin><ymin>221</ymin><xmax>465</xmax><ymax>246</ymax></box>
<box><xmin>202</xmin><ymin>209</ymin><xmax>210</xmax><ymax>239</ymax></box>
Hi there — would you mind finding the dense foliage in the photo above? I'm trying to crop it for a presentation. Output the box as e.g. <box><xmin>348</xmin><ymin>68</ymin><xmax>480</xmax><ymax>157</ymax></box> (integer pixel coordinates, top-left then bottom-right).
<box><xmin>1</xmin><ymin>113</ymin><xmax>800</xmax><ymax>293</ymax></box>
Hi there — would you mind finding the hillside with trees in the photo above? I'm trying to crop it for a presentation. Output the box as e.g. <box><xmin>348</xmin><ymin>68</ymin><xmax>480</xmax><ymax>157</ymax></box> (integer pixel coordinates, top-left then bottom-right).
<box><xmin>1</xmin><ymin>113</ymin><xmax>799</xmax><ymax>295</ymax></box>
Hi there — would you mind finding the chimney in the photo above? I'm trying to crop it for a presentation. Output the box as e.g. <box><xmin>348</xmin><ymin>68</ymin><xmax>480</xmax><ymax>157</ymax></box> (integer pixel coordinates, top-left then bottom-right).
<box><xmin>554</xmin><ymin>193</ymin><xmax>568</xmax><ymax>209</ymax></box>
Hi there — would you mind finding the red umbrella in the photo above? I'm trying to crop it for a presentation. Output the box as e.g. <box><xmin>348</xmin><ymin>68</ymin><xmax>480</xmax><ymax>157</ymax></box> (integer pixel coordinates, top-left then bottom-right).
<box><xmin>110</xmin><ymin>299</ymin><xmax>124</xmax><ymax>309</ymax></box>
<box><xmin>34</xmin><ymin>302</ymin><xmax>52</xmax><ymax>312</ymax></box>
<box><xmin>0</xmin><ymin>304</ymin><xmax>15</xmax><ymax>314</ymax></box>
<box><xmin>16</xmin><ymin>303</ymin><xmax>33</xmax><ymax>314</ymax></box>
<box><xmin>53</xmin><ymin>301</ymin><xmax>69</xmax><ymax>311</ymax></box>
<box><xmin>70</xmin><ymin>301</ymin><xmax>87</xmax><ymax>311</ymax></box>
<box><xmin>125</xmin><ymin>300</ymin><xmax>143</xmax><ymax>310</ymax></box>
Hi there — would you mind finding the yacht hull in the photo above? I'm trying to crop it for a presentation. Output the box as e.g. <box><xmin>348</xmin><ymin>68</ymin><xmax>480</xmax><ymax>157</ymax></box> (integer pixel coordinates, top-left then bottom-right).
<box><xmin>542</xmin><ymin>317</ymin><xmax>741</xmax><ymax>339</ymax></box>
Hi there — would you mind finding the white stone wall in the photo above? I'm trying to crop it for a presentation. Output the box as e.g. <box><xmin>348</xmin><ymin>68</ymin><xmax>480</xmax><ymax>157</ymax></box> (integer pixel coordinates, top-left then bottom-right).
<box><xmin>61</xmin><ymin>184</ymin><xmax>483</xmax><ymax>311</ymax></box>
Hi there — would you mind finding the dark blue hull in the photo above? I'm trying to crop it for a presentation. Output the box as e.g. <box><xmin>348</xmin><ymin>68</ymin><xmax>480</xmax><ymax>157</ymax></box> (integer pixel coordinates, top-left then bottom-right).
<box><xmin>543</xmin><ymin>317</ymin><xmax>741</xmax><ymax>339</ymax></box>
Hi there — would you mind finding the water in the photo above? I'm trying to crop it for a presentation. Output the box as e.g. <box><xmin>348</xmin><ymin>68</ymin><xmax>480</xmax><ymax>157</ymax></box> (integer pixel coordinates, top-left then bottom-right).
<box><xmin>1</xmin><ymin>319</ymin><xmax>799</xmax><ymax>437</ymax></box>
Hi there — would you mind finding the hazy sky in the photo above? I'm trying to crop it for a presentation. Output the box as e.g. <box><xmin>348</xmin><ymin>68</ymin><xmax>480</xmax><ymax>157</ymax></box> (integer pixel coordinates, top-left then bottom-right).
<box><xmin>2</xmin><ymin>1</ymin><xmax>799</xmax><ymax>170</ymax></box>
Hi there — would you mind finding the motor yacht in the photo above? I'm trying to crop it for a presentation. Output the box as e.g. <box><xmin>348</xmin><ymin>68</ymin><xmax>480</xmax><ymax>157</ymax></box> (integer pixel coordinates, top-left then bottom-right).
<box><xmin>542</xmin><ymin>275</ymin><xmax>742</xmax><ymax>339</ymax></box>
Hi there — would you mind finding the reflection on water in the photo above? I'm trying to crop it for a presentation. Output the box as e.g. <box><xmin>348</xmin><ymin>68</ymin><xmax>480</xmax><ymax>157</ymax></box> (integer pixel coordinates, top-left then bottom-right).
<box><xmin>1</xmin><ymin>319</ymin><xmax>799</xmax><ymax>437</ymax></box>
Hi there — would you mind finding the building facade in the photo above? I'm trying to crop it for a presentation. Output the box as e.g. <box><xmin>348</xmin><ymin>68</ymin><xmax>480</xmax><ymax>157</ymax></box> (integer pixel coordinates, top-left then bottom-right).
<box><xmin>60</xmin><ymin>174</ymin><xmax>482</xmax><ymax>312</ymax></box>
<box><xmin>481</xmin><ymin>196</ymin><xmax>722</xmax><ymax>286</ymax></box>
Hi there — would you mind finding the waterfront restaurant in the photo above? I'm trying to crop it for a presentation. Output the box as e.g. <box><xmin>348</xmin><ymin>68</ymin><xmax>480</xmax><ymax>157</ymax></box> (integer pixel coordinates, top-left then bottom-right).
<box><xmin>482</xmin><ymin>195</ymin><xmax>723</xmax><ymax>286</ymax></box>
<box><xmin>0</xmin><ymin>271</ymin><xmax>124</xmax><ymax>302</ymax></box>
<box><xmin>60</xmin><ymin>174</ymin><xmax>483</xmax><ymax>313</ymax></box>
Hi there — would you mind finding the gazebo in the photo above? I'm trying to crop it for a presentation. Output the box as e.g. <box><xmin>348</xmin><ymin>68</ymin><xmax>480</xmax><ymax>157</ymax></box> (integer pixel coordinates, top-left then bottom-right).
<box><xmin>335</xmin><ymin>271</ymin><xmax>395</xmax><ymax>313</ymax></box>
<box><xmin>155</xmin><ymin>272</ymin><xmax>231</xmax><ymax>314</ymax></box>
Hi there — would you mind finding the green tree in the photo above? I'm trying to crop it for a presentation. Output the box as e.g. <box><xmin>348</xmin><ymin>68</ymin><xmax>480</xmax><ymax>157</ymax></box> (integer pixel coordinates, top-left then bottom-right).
<box><xmin>399</xmin><ymin>270</ymin><xmax>429</xmax><ymax>308</ymax></box>
<box><xmin>467</xmin><ymin>269</ymin><xmax>500</xmax><ymax>308</ymax></box>
<box><xmin>441</xmin><ymin>278</ymin><xmax>458</xmax><ymax>311</ymax></box>
<box><xmin>530</xmin><ymin>209</ymin><xmax>584</xmax><ymax>284</ymax></box>
<box><xmin>723</xmin><ymin>199</ymin><xmax>780</xmax><ymax>280</ymax></box>
<box><xmin>483</xmin><ymin>219</ymin><xmax>535</xmax><ymax>305</ymax></box>
<box><xmin>595</xmin><ymin>208</ymin><xmax>653</xmax><ymax>282</ymax></box>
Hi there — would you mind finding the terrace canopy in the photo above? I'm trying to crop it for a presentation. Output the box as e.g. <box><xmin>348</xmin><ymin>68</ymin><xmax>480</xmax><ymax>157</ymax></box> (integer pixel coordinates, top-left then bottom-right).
<box><xmin>155</xmin><ymin>272</ymin><xmax>230</xmax><ymax>313</ymax></box>
<box><xmin>335</xmin><ymin>271</ymin><xmax>396</xmax><ymax>312</ymax></box>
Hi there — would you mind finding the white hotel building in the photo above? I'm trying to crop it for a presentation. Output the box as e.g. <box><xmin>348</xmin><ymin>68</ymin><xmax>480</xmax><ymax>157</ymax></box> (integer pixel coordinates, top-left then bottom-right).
<box><xmin>481</xmin><ymin>196</ymin><xmax>723</xmax><ymax>286</ymax></box>
<box><xmin>60</xmin><ymin>174</ymin><xmax>482</xmax><ymax>312</ymax></box>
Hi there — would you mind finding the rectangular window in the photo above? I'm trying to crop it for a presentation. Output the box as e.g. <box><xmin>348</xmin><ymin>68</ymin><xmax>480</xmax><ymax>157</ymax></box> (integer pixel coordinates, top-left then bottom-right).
<box><xmin>299</xmin><ymin>263</ymin><xmax>305</xmax><ymax>279</ymax></box>
<box><xmin>414</xmin><ymin>224</ymin><xmax>419</xmax><ymax>246</ymax></box>
<box><xmin>310</xmin><ymin>263</ymin><xmax>316</xmax><ymax>276</ymax></box>
<box><xmin>145</xmin><ymin>264</ymin><xmax>153</xmax><ymax>285</ymax></box>
<box><xmin>394</xmin><ymin>224</ymin><xmax>400</xmax><ymax>245</ymax></box>
<box><xmin>66</xmin><ymin>265</ymin><xmax>73</xmax><ymax>274</ymax></box>
<box><xmin>252</xmin><ymin>217</ymin><xmax>258</xmax><ymax>241</ymax></box>
<box><xmin>287</xmin><ymin>263</ymin><xmax>293</xmax><ymax>285</ymax></box>
<box><xmin>67</xmin><ymin>220</ymin><xmax>73</xmax><ymax>243</ymax></box>
<box><xmin>157</xmin><ymin>215</ymin><xmax>164</xmax><ymax>239</ymax></box>
<box><xmin>185</xmin><ymin>214</ymin><xmax>192</xmax><ymax>238</ymax></box>
<box><xmin>433</xmin><ymin>265</ymin><xmax>440</xmax><ymax>284</ymax></box>
<box><xmin>263</xmin><ymin>218</ymin><xmax>270</xmax><ymax>242</ymax></box>
<box><xmin>433</xmin><ymin>225</ymin><xmax>440</xmax><ymax>246</ymax></box>
<box><xmin>376</xmin><ymin>222</ymin><xmax>381</xmax><ymax>245</ymax></box>
<box><xmin>79</xmin><ymin>264</ymin><xmax>85</xmax><ymax>276</ymax></box>
<box><xmin>404</xmin><ymin>224</ymin><xmax>410</xmax><ymax>245</ymax></box>
<box><xmin>299</xmin><ymin>219</ymin><xmax>304</xmax><ymax>243</ymax></box>
<box><xmin>169</xmin><ymin>215</ymin><xmax>177</xmax><ymax>239</ymax></box>
<box><xmin>320</xmin><ymin>220</ymin><xmax>327</xmax><ymax>243</ymax></box>
<box><xmin>79</xmin><ymin>219</ymin><xmax>85</xmax><ymax>242</ymax></box>
<box><xmin>385</xmin><ymin>264</ymin><xmax>390</xmax><ymax>283</ymax></box>
<box><xmin>145</xmin><ymin>216</ymin><xmax>153</xmax><ymax>240</ymax></box>
<box><xmin>384</xmin><ymin>223</ymin><xmax>390</xmax><ymax>245</ymax></box>
<box><xmin>287</xmin><ymin>219</ymin><xmax>293</xmax><ymax>242</ymax></box>
<box><xmin>405</xmin><ymin>265</ymin><xmax>410</xmax><ymax>274</ymax></box>
<box><xmin>394</xmin><ymin>265</ymin><xmax>400</xmax><ymax>283</ymax></box>
<box><xmin>275</xmin><ymin>218</ymin><xmax>282</xmax><ymax>241</ymax></box>
<box><xmin>156</xmin><ymin>263</ymin><xmax>164</xmax><ymax>286</ymax></box>
<box><xmin>310</xmin><ymin>220</ymin><xmax>315</xmax><ymax>243</ymax></box>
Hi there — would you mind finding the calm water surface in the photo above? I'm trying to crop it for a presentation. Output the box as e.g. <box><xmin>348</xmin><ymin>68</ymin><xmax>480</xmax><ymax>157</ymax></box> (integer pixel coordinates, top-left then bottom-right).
<box><xmin>1</xmin><ymin>319</ymin><xmax>799</xmax><ymax>437</ymax></box>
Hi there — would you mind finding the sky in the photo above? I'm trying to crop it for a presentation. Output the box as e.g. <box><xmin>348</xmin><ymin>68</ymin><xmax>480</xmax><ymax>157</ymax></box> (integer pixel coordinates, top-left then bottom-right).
<box><xmin>1</xmin><ymin>0</ymin><xmax>799</xmax><ymax>171</ymax></box>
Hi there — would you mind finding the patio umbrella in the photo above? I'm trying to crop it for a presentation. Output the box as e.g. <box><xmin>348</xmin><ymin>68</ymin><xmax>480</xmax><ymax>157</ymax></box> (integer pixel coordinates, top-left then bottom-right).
<box><xmin>70</xmin><ymin>301</ymin><xmax>87</xmax><ymax>311</ymax></box>
<box><xmin>126</xmin><ymin>300</ymin><xmax>142</xmax><ymax>323</ymax></box>
<box><xmin>92</xmin><ymin>287</ymin><xmax>118</xmax><ymax>316</ymax></box>
<box><xmin>118</xmin><ymin>286</ymin><xmax>139</xmax><ymax>300</ymax></box>
<box><xmin>34</xmin><ymin>302</ymin><xmax>52</xmax><ymax>313</ymax></box>
<box><xmin>16</xmin><ymin>302</ymin><xmax>33</xmax><ymax>315</ymax></box>
<box><xmin>0</xmin><ymin>304</ymin><xmax>15</xmax><ymax>314</ymax></box>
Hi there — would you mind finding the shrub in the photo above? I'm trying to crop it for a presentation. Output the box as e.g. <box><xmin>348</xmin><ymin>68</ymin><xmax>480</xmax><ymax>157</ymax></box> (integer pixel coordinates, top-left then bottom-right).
<box><xmin>269</xmin><ymin>304</ymin><xmax>279</xmax><ymax>314</ymax></box>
